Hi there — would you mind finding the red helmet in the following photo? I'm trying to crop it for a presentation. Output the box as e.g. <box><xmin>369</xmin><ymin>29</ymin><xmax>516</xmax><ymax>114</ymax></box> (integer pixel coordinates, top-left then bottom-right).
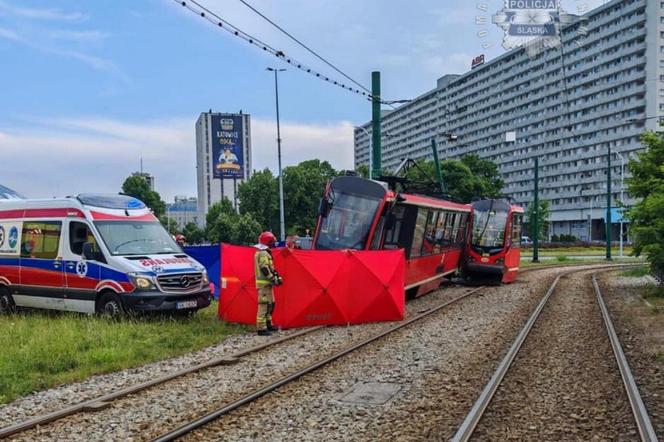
<box><xmin>258</xmin><ymin>231</ymin><xmax>277</xmax><ymax>247</ymax></box>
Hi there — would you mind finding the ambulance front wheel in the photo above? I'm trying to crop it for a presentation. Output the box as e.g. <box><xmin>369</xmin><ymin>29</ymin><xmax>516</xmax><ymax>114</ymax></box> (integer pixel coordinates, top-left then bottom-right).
<box><xmin>98</xmin><ymin>292</ymin><xmax>125</xmax><ymax>318</ymax></box>
<box><xmin>0</xmin><ymin>287</ymin><xmax>17</xmax><ymax>315</ymax></box>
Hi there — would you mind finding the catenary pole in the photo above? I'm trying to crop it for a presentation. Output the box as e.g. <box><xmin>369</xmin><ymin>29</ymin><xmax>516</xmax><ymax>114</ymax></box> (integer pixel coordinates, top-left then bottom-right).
<box><xmin>532</xmin><ymin>156</ymin><xmax>539</xmax><ymax>263</ymax></box>
<box><xmin>606</xmin><ymin>147</ymin><xmax>612</xmax><ymax>260</ymax></box>
<box><xmin>430</xmin><ymin>138</ymin><xmax>445</xmax><ymax>194</ymax></box>
<box><xmin>371</xmin><ymin>71</ymin><xmax>381</xmax><ymax>179</ymax></box>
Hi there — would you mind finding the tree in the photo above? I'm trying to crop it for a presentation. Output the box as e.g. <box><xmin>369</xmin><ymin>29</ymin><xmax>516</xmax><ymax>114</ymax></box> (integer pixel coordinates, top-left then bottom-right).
<box><xmin>356</xmin><ymin>164</ymin><xmax>370</xmax><ymax>179</ymax></box>
<box><xmin>158</xmin><ymin>215</ymin><xmax>179</xmax><ymax>235</ymax></box>
<box><xmin>524</xmin><ymin>199</ymin><xmax>551</xmax><ymax>241</ymax></box>
<box><xmin>282</xmin><ymin>160</ymin><xmax>337</xmax><ymax>235</ymax></box>
<box><xmin>182</xmin><ymin>222</ymin><xmax>206</xmax><ymax>244</ymax></box>
<box><xmin>402</xmin><ymin>155</ymin><xmax>504</xmax><ymax>203</ymax></box>
<box><xmin>237</xmin><ymin>169</ymin><xmax>279</xmax><ymax>231</ymax></box>
<box><xmin>627</xmin><ymin>130</ymin><xmax>664</xmax><ymax>276</ymax></box>
<box><xmin>205</xmin><ymin>198</ymin><xmax>262</xmax><ymax>245</ymax></box>
<box><xmin>121</xmin><ymin>175</ymin><xmax>166</xmax><ymax>217</ymax></box>
<box><xmin>461</xmin><ymin>154</ymin><xmax>504</xmax><ymax>198</ymax></box>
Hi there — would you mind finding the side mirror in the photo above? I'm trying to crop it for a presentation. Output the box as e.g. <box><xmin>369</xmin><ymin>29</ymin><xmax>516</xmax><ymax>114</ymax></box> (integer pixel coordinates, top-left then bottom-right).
<box><xmin>318</xmin><ymin>197</ymin><xmax>331</xmax><ymax>217</ymax></box>
<box><xmin>82</xmin><ymin>242</ymin><xmax>102</xmax><ymax>261</ymax></box>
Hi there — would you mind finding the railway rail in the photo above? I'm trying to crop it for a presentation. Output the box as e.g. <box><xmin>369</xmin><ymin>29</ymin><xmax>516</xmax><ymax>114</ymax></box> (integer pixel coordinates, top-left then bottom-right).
<box><xmin>451</xmin><ymin>266</ymin><xmax>657</xmax><ymax>442</ymax></box>
<box><xmin>0</xmin><ymin>263</ymin><xmax>637</xmax><ymax>441</ymax></box>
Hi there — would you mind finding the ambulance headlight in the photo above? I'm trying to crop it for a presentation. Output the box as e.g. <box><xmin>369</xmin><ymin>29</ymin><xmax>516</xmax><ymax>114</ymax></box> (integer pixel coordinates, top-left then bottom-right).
<box><xmin>128</xmin><ymin>273</ymin><xmax>155</xmax><ymax>291</ymax></box>
<box><xmin>202</xmin><ymin>271</ymin><xmax>209</xmax><ymax>285</ymax></box>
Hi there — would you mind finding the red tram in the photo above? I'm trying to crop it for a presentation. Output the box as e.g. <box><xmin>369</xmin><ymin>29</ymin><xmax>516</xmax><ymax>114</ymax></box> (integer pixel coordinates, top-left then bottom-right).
<box><xmin>464</xmin><ymin>198</ymin><xmax>524</xmax><ymax>283</ymax></box>
<box><xmin>312</xmin><ymin>176</ymin><xmax>472</xmax><ymax>298</ymax></box>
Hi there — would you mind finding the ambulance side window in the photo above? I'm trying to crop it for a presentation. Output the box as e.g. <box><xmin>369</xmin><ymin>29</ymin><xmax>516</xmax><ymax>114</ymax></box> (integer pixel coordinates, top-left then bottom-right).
<box><xmin>69</xmin><ymin>221</ymin><xmax>97</xmax><ymax>256</ymax></box>
<box><xmin>21</xmin><ymin>222</ymin><xmax>62</xmax><ymax>259</ymax></box>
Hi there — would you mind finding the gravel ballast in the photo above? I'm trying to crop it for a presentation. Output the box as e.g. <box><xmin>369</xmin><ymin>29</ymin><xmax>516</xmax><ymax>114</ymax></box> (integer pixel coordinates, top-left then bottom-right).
<box><xmin>599</xmin><ymin>271</ymin><xmax>664</xmax><ymax>439</ymax></box>
<box><xmin>0</xmin><ymin>265</ymin><xmax>623</xmax><ymax>441</ymax></box>
<box><xmin>181</xmin><ymin>269</ymin><xmax>566</xmax><ymax>442</ymax></box>
<box><xmin>472</xmin><ymin>270</ymin><xmax>639</xmax><ymax>441</ymax></box>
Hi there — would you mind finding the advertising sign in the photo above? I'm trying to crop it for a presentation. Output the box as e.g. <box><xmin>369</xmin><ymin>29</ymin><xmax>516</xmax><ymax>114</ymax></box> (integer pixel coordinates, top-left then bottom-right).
<box><xmin>211</xmin><ymin>115</ymin><xmax>244</xmax><ymax>179</ymax></box>
<box><xmin>0</xmin><ymin>222</ymin><xmax>21</xmax><ymax>256</ymax></box>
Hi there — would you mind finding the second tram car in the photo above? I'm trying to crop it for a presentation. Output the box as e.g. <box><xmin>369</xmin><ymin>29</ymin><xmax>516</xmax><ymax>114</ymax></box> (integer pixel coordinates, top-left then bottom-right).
<box><xmin>313</xmin><ymin>176</ymin><xmax>472</xmax><ymax>298</ymax></box>
<box><xmin>464</xmin><ymin>198</ymin><xmax>524</xmax><ymax>283</ymax></box>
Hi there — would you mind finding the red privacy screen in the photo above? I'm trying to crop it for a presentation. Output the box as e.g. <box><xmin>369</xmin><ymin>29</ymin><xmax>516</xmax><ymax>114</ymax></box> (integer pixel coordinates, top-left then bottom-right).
<box><xmin>219</xmin><ymin>244</ymin><xmax>405</xmax><ymax>328</ymax></box>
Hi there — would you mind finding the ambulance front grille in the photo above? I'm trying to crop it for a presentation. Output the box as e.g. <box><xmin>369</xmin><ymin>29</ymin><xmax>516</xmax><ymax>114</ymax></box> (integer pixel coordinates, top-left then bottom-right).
<box><xmin>157</xmin><ymin>273</ymin><xmax>203</xmax><ymax>292</ymax></box>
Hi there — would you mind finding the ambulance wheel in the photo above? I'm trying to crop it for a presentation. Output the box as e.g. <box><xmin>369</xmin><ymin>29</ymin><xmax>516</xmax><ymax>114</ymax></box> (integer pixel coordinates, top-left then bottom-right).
<box><xmin>98</xmin><ymin>293</ymin><xmax>125</xmax><ymax>318</ymax></box>
<box><xmin>0</xmin><ymin>287</ymin><xmax>17</xmax><ymax>314</ymax></box>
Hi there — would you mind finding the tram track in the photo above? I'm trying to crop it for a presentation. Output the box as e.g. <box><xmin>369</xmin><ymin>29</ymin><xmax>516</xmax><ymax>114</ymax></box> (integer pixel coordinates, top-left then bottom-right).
<box><xmin>452</xmin><ymin>266</ymin><xmax>656</xmax><ymax>442</ymax></box>
<box><xmin>1</xmin><ymin>281</ymin><xmax>485</xmax><ymax>441</ymax></box>
<box><xmin>0</xmin><ymin>263</ymin><xmax>633</xmax><ymax>441</ymax></box>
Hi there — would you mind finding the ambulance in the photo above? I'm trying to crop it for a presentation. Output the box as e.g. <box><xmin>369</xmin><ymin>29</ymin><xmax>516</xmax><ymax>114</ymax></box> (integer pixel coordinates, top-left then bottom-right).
<box><xmin>0</xmin><ymin>194</ymin><xmax>211</xmax><ymax>315</ymax></box>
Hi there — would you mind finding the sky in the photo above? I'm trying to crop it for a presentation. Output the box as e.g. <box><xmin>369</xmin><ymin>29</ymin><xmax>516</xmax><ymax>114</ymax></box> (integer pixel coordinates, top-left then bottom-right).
<box><xmin>0</xmin><ymin>0</ymin><xmax>608</xmax><ymax>201</ymax></box>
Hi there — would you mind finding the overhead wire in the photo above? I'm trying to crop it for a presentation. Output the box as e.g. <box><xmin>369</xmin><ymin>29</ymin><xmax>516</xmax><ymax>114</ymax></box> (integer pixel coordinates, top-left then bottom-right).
<box><xmin>235</xmin><ymin>0</ymin><xmax>372</xmax><ymax>95</ymax></box>
<box><xmin>174</xmin><ymin>0</ymin><xmax>373</xmax><ymax>100</ymax></box>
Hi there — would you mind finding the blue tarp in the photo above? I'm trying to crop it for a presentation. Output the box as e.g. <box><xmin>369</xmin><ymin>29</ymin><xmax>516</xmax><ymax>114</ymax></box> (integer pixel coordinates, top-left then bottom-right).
<box><xmin>185</xmin><ymin>245</ymin><xmax>221</xmax><ymax>299</ymax></box>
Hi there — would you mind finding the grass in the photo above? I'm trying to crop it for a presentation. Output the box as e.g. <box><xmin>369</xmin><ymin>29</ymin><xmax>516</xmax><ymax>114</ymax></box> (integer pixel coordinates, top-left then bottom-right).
<box><xmin>520</xmin><ymin>257</ymin><xmax>641</xmax><ymax>268</ymax></box>
<box><xmin>0</xmin><ymin>302</ymin><xmax>245</xmax><ymax>405</ymax></box>
<box><xmin>656</xmin><ymin>352</ymin><xmax>664</xmax><ymax>362</ymax></box>
<box><xmin>621</xmin><ymin>266</ymin><xmax>651</xmax><ymax>278</ymax></box>
<box><xmin>521</xmin><ymin>246</ymin><xmax>634</xmax><ymax>257</ymax></box>
<box><xmin>556</xmin><ymin>255</ymin><xmax>570</xmax><ymax>262</ymax></box>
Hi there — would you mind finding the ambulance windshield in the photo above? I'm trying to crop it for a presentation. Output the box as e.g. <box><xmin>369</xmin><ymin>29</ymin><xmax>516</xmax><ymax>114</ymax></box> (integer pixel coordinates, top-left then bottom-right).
<box><xmin>95</xmin><ymin>221</ymin><xmax>181</xmax><ymax>256</ymax></box>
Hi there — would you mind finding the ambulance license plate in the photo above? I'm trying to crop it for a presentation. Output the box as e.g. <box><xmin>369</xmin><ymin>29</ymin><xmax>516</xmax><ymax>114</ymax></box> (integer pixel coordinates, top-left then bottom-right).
<box><xmin>176</xmin><ymin>300</ymin><xmax>197</xmax><ymax>310</ymax></box>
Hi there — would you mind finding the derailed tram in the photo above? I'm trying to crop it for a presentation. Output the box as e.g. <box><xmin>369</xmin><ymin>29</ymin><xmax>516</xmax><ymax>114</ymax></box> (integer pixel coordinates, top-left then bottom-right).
<box><xmin>464</xmin><ymin>198</ymin><xmax>524</xmax><ymax>283</ymax></box>
<box><xmin>312</xmin><ymin>175</ymin><xmax>472</xmax><ymax>298</ymax></box>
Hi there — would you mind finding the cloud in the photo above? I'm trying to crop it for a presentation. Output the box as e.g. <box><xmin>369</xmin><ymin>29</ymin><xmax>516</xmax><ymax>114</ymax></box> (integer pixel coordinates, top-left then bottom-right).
<box><xmin>0</xmin><ymin>25</ymin><xmax>124</xmax><ymax>78</ymax></box>
<box><xmin>47</xmin><ymin>29</ymin><xmax>109</xmax><ymax>42</ymax></box>
<box><xmin>0</xmin><ymin>116</ymin><xmax>354</xmax><ymax>202</ymax></box>
<box><xmin>0</xmin><ymin>1</ymin><xmax>87</xmax><ymax>21</ymax></box>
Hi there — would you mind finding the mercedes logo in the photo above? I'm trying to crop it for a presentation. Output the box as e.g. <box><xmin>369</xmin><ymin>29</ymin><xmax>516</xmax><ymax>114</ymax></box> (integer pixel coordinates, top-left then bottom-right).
<box><xmin>180</xmin><ymin>275</ymin><xmax>191</xmax><ymax>288</ymax></box>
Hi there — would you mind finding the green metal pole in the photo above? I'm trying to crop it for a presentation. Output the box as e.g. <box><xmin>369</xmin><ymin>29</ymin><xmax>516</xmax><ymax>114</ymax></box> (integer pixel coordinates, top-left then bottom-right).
<box><xmin>606</xmin><ymin>147</ymin><xmax>612</xmax><ymax>260</ymax></box>
<box><xmin>430</xmin><ymin>138</ymin><xmax>445</xmax><ymax>194</ymax></box>
<box><xmin>371</xmin><ymin>71</ymin><xmax>381</xmax><ymax>179</ymax></box>
<box><xmin>533</xmin><ymin>156</ymin><xmax>539</xmax><ymax>263</ymax></box>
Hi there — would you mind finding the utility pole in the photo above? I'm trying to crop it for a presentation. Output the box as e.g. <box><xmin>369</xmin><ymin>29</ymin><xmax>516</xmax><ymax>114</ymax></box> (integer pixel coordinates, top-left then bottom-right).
<box><xmin>268</xmin><ymin>67</ymin><xmax>287</xmax><ymax>242</ymax></box>
<box><xmin>371</xmin><ymin>71</ymin><xmax>381</xmax><ymax>179</ymax></box>
<box><xmin>606</xmin><ymin>147</ymin><xmax>612</xmax><ymax>260</ymax></box>
<box><xmin>533</xmin><ymin>156</ymin><xmax>540</xmax><ymax>263</ymax></box>
<box><xmin>616</xmin><ymin>152</ymin><xmax>625</xmax><ymax>258</ymax></box>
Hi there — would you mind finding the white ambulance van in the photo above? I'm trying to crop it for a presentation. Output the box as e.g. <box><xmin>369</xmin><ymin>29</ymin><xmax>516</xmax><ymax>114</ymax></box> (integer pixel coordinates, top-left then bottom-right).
<box><xmin>0</xmin><ymin>194</ymin><xmax>211</xmax><ymax>315</ymax></box>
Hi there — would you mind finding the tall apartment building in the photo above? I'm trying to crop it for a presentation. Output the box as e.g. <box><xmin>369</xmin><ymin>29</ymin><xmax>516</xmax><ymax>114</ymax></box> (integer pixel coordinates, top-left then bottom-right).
<box><xmin>131</xmin><ymin>172</ymin><xmax>155</xmax><ymax>191</ymax></box>
<box><xmin>196</xmin><ymin>111</ymin><xmax>252</xmax><ymax>226</ymax></box>
<box><xmin>355</xmin><ymin>0</ymin><xmax>662</xmax><ymax>239</ymax></box>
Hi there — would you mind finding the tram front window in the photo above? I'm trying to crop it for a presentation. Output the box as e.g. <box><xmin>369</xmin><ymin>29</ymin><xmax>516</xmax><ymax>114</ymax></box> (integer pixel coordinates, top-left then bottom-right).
<box><xmin>471</xmin><ymin>208</ymin><xmax>508</xmax><ymax>250</ymax></box>
<box><xmin>315</xmin><ymin>193</ymin><xmax>380</xmax><ymax>250</ymax></box>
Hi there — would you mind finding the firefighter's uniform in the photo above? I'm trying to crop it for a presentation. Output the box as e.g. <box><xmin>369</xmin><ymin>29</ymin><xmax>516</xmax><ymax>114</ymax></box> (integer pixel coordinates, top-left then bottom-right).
<box><xmin>254</xmin><ymin>247</ymin><xmax>281</xmax><ymax>333</ymax></box>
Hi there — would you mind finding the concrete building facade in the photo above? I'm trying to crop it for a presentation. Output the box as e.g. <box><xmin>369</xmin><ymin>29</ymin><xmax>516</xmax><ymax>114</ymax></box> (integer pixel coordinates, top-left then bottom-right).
<box><xmin>355</xmin><ymin>0</ymin><xmax>662</xmax><ymax>240</ymax></box>
<box><xmin>196</xmin><ymin>111</ymin><xmax>252</xmax><ymax>226</ymax></box>
<box><xmin>166</xmin><ymin>196</ymin><xmax>199</xmax><ymax>229</ymax></box>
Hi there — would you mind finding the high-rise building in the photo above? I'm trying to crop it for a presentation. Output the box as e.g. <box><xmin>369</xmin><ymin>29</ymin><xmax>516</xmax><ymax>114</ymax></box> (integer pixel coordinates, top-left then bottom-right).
<box><xmin>131</xmin><ymin>172</ymin><xmax>155</xmax><ymax>191</ymax></box>
<box><xmin>355</xmin><ymin>0</ymin><xmax>661</xmax><ymax>240</ymax></box>
<box><xmin>196</xmin><ymin>111</ymin><xmax>252</xmax><ymax>226</ymax></box>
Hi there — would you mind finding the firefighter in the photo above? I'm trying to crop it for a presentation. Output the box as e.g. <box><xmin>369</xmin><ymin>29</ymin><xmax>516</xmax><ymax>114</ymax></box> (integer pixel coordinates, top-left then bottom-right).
<box><xmin>255</xmin><ymin>231</ymin><xmax>283</xmax><ymax>336</ymax></box>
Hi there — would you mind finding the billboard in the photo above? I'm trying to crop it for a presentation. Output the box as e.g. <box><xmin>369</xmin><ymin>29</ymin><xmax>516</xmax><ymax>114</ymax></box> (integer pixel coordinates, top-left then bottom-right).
<box><xmin>211</xmin><ymin>114</ymin><xmax>244</xmax><ymax>179</ymax></box>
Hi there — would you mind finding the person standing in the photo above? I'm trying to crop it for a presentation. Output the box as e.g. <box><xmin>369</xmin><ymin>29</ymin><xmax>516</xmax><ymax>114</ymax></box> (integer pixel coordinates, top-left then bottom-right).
<box><xmin>254</xmin><ymin>231</ymin><xmax>282</xmax><ymax>336</ymax></box>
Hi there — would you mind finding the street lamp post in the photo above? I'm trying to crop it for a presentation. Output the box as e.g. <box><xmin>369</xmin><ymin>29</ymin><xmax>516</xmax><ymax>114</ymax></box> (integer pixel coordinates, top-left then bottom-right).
<box><xmin>616</xmin><ymin>151</ymin><xmax>626</xmax><ymax>258</ymax></box>
<box><xmin>354</xmin><ymin>126</ymin><xmax>373</xmax><ymax>179</ymax></box>
<box><xmin>267</xmin><ymin>67</ymin><xmax>287</xmax><ymax>242</ymax></box>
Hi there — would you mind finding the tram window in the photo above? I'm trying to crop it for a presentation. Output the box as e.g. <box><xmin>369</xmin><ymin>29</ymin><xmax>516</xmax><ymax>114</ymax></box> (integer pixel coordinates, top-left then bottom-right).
<box><xmin>420</xmin><ymin>210</ymin><xmax>438</xmax><ymax>256</ymax></box>
<box><xmin>370</xmin><ymin>215</ymin><xmax>385</xmax><ymax>250</ymax></box>
<box><xmin>511</xmin><ymin>213</ymin><xmax>523</xmax><ymax>248</ymax></box>
<box><xmin>455</xmin><ymin>213</ymin><xmax>468</xmax><ymax>244</ymax></box>
<box><xmin>444</xmin><ymin>212</ymin><xmax>456</xmax><ymax>244</ymax></box>
<box><xmin>434</xmin><ymin>212</ymin><xmax>447</xmax><ymax>245</ymax></box>
<box><xmin>383</xmin><ymin>205</ymin><xmax>405</xmax><ymax>250</ymax></box>
<box><xmin>410</xmin><ymin>209</ymin><xmax>428</xmax><ymax>258</ymax></box>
